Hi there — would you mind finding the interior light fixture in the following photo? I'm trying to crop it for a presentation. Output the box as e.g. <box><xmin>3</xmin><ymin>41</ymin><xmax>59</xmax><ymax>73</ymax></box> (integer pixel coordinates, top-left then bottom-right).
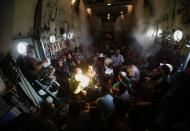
<box><xmin>107</xmin><ymin>3</ymin><xmax>111</xmax><ymax>6</ymax></box>
<box><xmin>107</xmin><ymin>13</ymin><xmax>110</xmax><ymax>20</ymax></box>
<box><xmin>174</xmin><ymin>30</ymin><xmax>183</xmax><ymax>42</ymax></box>
<box><xmin>71</xmin><ymin>0</ymin><xmax>76</xmax><ymax>6</ymax></box>
<box><xmin>86</xmin><ymin>8</ymin><xmax>92</xmax><ymax>15</ymax></box>
<box><xmin>126</xmin><ymin>5</ymin><xmax>133</xmax><ymax>14</ymax></box>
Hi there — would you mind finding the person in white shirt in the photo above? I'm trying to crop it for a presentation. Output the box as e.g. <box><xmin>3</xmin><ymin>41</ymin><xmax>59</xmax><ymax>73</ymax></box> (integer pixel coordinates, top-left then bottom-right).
<box><xmin>111</xmin><ymin>50</ymin><xmax>124</xmax><ymax>68</ymax></box>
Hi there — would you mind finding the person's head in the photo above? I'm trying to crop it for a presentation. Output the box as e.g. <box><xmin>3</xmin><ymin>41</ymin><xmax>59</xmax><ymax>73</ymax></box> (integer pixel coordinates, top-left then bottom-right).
<box><xmin>57</xmin><ymin>59</ymin><xmax>63</xmax><ymax>67</ymax></box>
<box><xmin>26</xmin><ymin>45</ymin><xmax>35</xmax><ymax>57</ymax></box>
<box><xmin>67</xmin><ymin>53</ymin><xmax>72</xmax><ymax>59</ymax></box>
<box><xmin>76</xmin><ymin>58</ymin><xmax>81</xmax><ymax>64</ymax></box>
<box><xmin>150</xmin><ymin>68</ymin><xmax>160</xmax><ymax>78</ymax></box>
<box><xmin>75</xmin><ymin>67</ymin><xmax>82</xmax><ymax>74</ymax></box>
<box><xmin>118</xmin><ymin>71</ymin><xmax>127</xmax><ymax>81</ymax></box>
<box><xmin>89</xmin><ymin>65</ymin><xmax>93</xmax><ymax>70</ymax></box>
<box><xmin>104</xmin><ymin>58</ymin><xmax>112</xmax><ymax>66</ymax></box>
<box><xmin>115</xmin><ymin>50</ymin><xmax>120</xmax><ymax>57</ymax></box>
<box><xmin>75</xmin><ymin>47</ymin><xmax>80</xmax><ymax>52</ymax></box>
<box><xmin>62</xmin><ymin>55</ymin><xmax>67</xmax><ymax>61</ymax></box>
<box><xmin>48</xmin><ymin>66</ymin><xmax>55</xmax><ymax>75</ymax></box>
<box><xmin>160</xmin><ymin>64</ymin><xmax>171</xmax><ymax>76</ymax></box>
<box><xmin>98</xmin><ymin>53</ymin><xmax>104</xmax><ymax>58</ymax></box>
<box><xmin>126</xmin><ymin>64</ymin><xmax>135</xmax><ymax>77</ymax></box>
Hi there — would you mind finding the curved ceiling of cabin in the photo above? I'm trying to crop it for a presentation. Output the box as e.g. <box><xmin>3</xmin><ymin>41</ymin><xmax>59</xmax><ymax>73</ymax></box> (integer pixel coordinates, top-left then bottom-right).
<box><xmin>84</xmin><ymin>0</ymin><xmax>133</xmax><ymax>20</ymax></box>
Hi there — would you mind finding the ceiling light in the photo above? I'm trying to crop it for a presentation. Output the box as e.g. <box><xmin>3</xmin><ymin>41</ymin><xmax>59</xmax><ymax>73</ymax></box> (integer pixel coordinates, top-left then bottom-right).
<box><xmin>107</xmin><ymin>3</ymin><xmax>111</xmax><ymax>6</ymax></box>
<box><xmin>126</xmin><ymin>5</ymin><xmax>133</xmax><ymax>14</ymax></box>
<box><xmin>86</xmin><ymin>8</ymin><xmax>92</xmax><ymax>15</ymax></box>
<box><xmin>71</xmin><ymin>0</ymin><xmax>76</xmax><ymax>6</ymax></box>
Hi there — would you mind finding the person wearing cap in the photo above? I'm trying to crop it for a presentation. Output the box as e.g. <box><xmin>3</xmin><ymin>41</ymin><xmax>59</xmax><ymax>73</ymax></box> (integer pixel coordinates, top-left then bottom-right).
<box><xmin>98</xmin><ymin>53</ymin><xmax>104</xmax><ymax>58</ymax></box>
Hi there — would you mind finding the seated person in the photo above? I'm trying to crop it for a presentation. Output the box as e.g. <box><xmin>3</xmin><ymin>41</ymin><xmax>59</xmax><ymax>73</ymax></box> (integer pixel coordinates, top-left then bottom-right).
<box><xmin>66</xmin><ymin>53</ymin><xmax>76</xmax><ymax>74</ymax></box>
<box><xmin>96</xmin><ymin>89</ymin><xmax>115</xmax><ymax>114</ymax></box>
<box><xmin>112</xmin><ymin>71</ymin><xmax>134</xmax><ymax>96</ymax></box>
<box><xmin>69</xmin><ymin>68</ymin><xmax>90</xmax><ymax>96</ymax></box>
<box><xmin>154</xmin><ymin>64</ymin><xmax>172</xmax><ymax>98</ymax></box>
<box><xmin>126</xmin><ymin>64</ymin><xmax>140</xmax><ymax>82</ymax></box>
<box><xmin>17</xmin><ymin>45</ymin><xmax>48</xmax><ymax>80</ymax></box>
<box><xmin>41</xmin><ymin>65</ymin><xmax>56</xmax><ymax>87</ymax></box>
<box><xmin>73</xmin><ymin>46</ymin><xmax>84</xmax><ymax>64</ymax></box>
<box><xmin>113</xmin><ymin>82</ymin><xmax>131</xmax><ymax>120</ymax></box>
<box><xmin>104</xmin><ymin>58</ymin><xmax>113</xmax><ymax>76</ymax></box>
<box><xmin>56</xmin><ymin>56</ymin><xmax>70</xmax><ymax>77</ymax></box>
<box><xmin>111</xmin><ymin>50</ymin><xmax>124</xmax><ymax>68</ymax></box>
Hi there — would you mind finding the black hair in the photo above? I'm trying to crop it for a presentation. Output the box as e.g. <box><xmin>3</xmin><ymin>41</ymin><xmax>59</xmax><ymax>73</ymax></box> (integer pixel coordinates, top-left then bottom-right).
<box><xmin>26</xmin><ymin>45</ymin><xmax>34</xmax><ymax>53</ymax></box>
<box><xmin>161</xmin><ymin>64</ymin><xmax>170</xmax><ymax>76</ymax></box>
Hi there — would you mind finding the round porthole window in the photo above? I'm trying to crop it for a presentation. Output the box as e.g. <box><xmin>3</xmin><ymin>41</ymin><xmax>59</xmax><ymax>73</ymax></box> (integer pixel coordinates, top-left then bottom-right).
<box><xmin>17</xmin><ymin>42</ymin><xmax>28</xmax><ymax>55</ymax></box>
<box><xmin>174</xmin><ymin>30</ymin><xmax>183</xmax><ymax>42</ymax></box>
<box><xmin>50</xmin><ymin>35</ymin><xmax>56</xmax><ymax>43</ymax></box>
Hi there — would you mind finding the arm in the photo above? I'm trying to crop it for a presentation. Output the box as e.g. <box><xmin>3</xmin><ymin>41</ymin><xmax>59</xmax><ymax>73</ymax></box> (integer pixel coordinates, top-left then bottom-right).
<box><xmin>31</xmin><ymin>59</ymin><xmax>48</xmax><ymax>73</ymax></box>
<box><xmin>120</xmin><ymin>55</ymin><xmax>124</xmax><ymax>65</ymax></box>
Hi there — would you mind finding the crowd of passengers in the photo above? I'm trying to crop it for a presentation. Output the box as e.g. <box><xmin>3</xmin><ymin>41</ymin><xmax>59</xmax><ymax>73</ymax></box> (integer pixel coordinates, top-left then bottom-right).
<box><xmin>6</xmin><ymin>43</ymin><xmax>190</xmax><ymax>131</ymax></box>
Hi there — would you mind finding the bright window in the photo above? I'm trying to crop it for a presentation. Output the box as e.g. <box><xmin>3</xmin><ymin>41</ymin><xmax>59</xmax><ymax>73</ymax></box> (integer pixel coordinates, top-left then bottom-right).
<box><xmin>17</xmin><ymin>42</ymin><xmax>28</xmax><ymax>55</ymax></box>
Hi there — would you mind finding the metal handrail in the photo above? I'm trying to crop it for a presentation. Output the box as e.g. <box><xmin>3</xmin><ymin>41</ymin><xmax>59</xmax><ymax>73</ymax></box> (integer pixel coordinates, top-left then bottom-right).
<box><xmin>15</xmin><ymin>66</ymin><xmax>40</xmax><ymax>108</ymax></box>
